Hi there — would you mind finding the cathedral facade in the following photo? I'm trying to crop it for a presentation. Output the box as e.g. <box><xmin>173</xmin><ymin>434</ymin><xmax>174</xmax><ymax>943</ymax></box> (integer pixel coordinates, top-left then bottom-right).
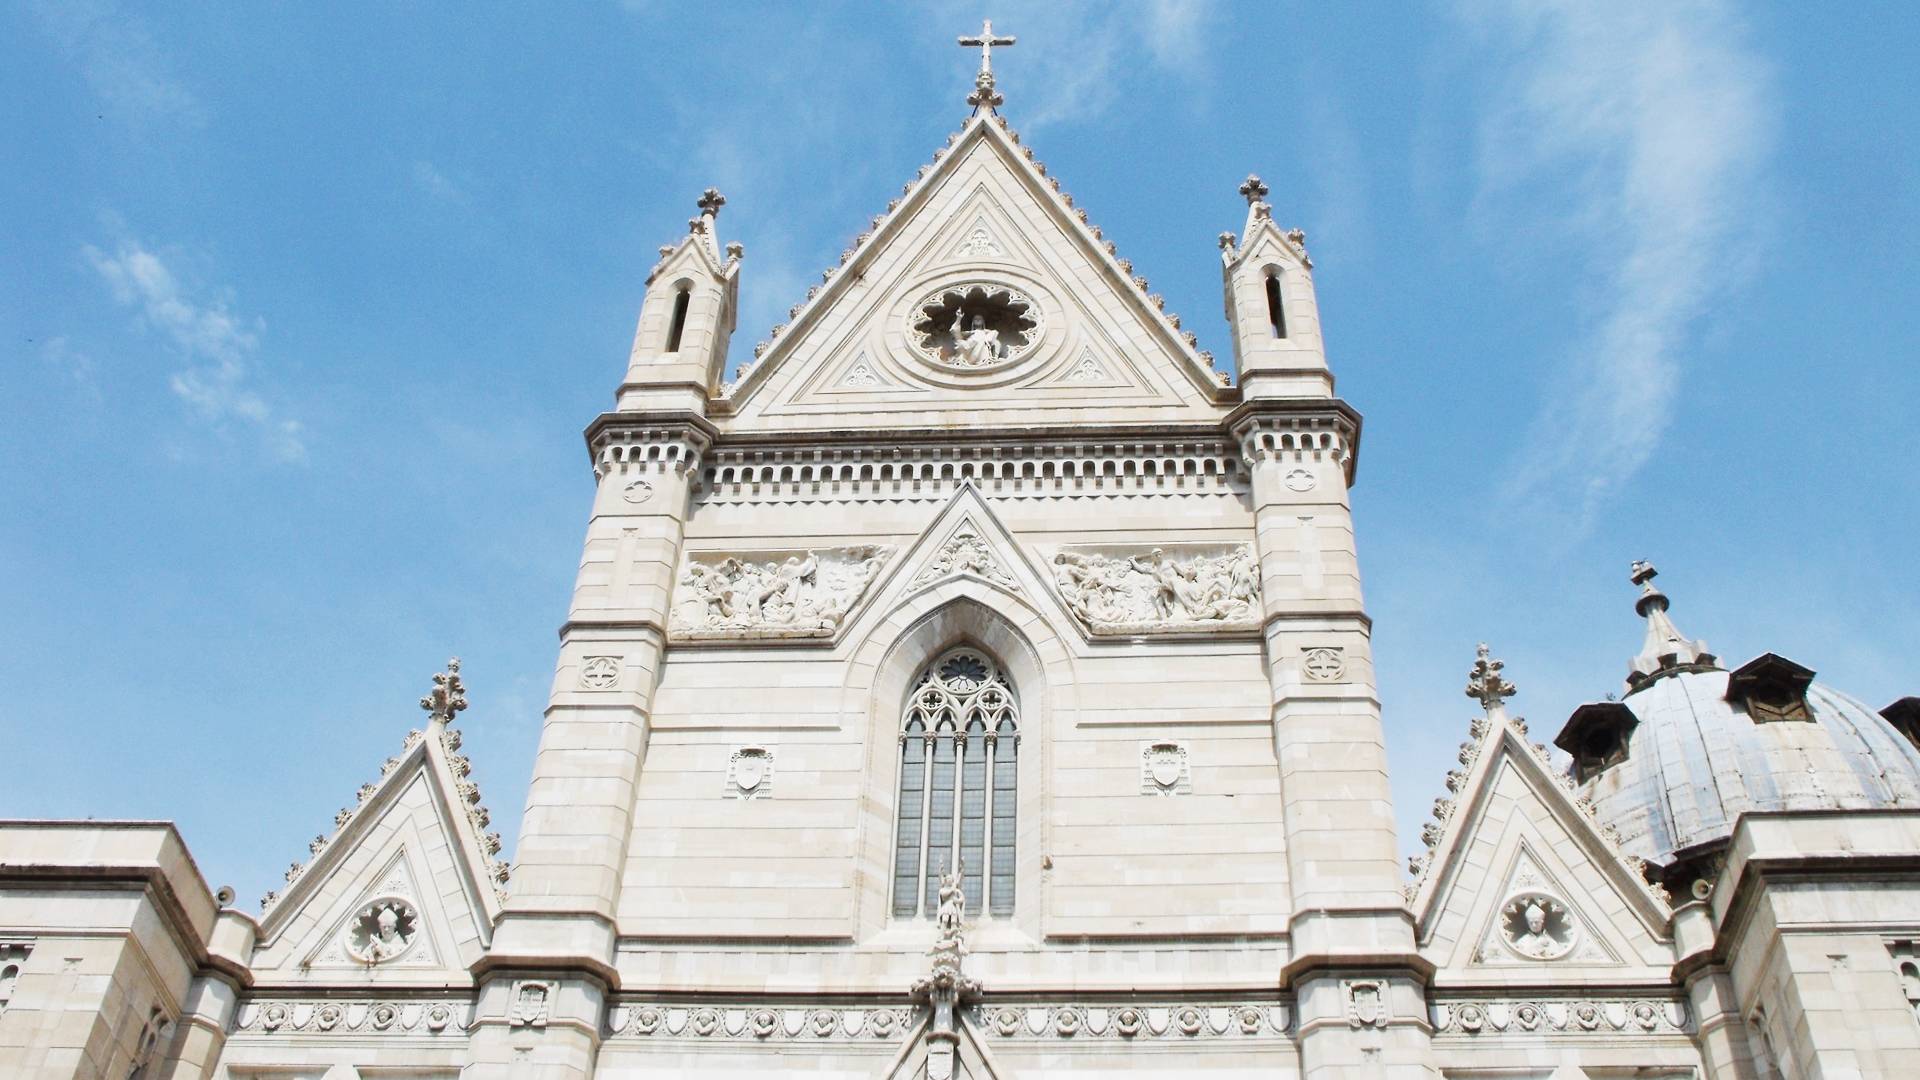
<box><xmin>6</xmin><ymin>35</ymin><xmax>1920</xmax><ymax>1080</ymax></box>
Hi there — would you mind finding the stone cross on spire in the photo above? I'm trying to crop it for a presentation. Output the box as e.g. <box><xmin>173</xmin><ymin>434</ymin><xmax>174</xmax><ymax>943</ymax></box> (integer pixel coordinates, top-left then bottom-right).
<box><xmin>1466</xmin><ymin>643</ymin><xmax>1517</xmax><ymax>716</ymax></box>
<box><xmin>1626</xmin><ymin>560</ymin><xmax>1718</xmax><ymax>688</ymax></box>
<box><xmin>420</xmin><ymin>658</ymin><xmax>468</xmax><ymax>725</ymax></box>
<box><xmin>1238</xmin><ymin>174</ymin><xmax>1270</xmax><ymax>205</ymax></box>
<box><xmin>959</xmin><ymin>19</ymin><xmax>1015</xmax><ymax>110</ymax></box>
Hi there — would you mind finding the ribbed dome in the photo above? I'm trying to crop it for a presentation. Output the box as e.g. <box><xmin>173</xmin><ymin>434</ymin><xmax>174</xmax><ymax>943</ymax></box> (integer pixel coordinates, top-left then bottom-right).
<box><xmin>1586</xmin><ymin>670</ymin><xmax>1920</xmax><ymax>868</ymax></box>
<box><xmin>1564</xmin><ymin>562</ymin><xmax>1920</xmax><ymax>872</ymax></box>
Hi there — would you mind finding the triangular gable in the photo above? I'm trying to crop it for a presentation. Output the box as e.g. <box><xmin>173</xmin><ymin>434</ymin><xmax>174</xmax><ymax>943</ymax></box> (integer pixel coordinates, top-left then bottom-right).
<box><xmin>878</xmin><ymin>1011</ymin><xmax>1009</xmax><ymax>1080</ymax></box>
<box><xmin>251</xmin><ymin>704</ymin><xmax>507</xmax><ymax>983</ymax></box>
<box><xmin>862</xmin><ymin>483</ymin><xmax>1048</xmax><ymax>610</ymax></box>
<box><xmin>723</xmin><ymin>113</ymin><xmax>1229</xmax><ymax>427</ymax></box>
<box><xmin>1409</xmin><ymin>704</ymin><xmax>1673</xmax><ymax>980</ymax></box>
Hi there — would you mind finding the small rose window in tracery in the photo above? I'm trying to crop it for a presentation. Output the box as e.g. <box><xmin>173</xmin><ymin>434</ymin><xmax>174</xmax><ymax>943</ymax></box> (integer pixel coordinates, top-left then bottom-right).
<box><xmin>1499</xmin><ymin>892</ymin><xmax>1577</xmax><ymax>961</ymax></box>
<box><xmin>346</xmin><ymin>897</ymin><xmax>420</xmax><ymax>964</ymax></box>
<box><xmin>911</xmin><ymin>283</ymin><xmax>1040</xmax><ymax>368</ymax></box>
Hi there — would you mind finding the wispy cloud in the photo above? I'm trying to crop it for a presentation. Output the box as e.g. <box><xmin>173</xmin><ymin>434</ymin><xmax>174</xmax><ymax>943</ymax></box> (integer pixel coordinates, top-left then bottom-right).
<box><xmin>1468</xmin><ymin>0</ymin><xmax>1773</xmax><ymax>527</ymax></box>
<box><xmin>30</xmin><ymin>0</ymin><xmax>200</xmax><ymax>125</ymax></box>
<box><xmin>85</xmin><ymin>239</ymin><xmax>305</xmax><ymax>461</ymax></box>
<box><xmin>412</xmin><ymin>160</ymin><xmax>470</xmax><ymax>204</ymax></box>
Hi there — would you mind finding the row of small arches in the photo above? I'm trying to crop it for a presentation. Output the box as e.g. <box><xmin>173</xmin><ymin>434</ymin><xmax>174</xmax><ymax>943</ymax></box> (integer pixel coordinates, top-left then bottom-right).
<box><xmin>699</xmin><ymin>453</ymin><xmax>1243</xmax><ymax>490</ymax></box>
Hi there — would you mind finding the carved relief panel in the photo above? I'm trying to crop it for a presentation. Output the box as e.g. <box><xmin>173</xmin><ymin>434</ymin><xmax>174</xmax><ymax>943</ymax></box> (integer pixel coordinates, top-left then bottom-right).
<box><xmin>1049</xmin><ymin>544</ymin><xmax>1259</xmax><ymax>635</ymax></box>
<box><xmin>671</xmin><ymin>546</ymin><xmax>892</xmax><ymax>640</ymax></box>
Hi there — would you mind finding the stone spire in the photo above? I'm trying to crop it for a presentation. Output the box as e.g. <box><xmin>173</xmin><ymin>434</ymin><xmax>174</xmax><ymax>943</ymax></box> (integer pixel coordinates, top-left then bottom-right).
<box><xmin>1626</xmin><ymin>561</ymin><xmax>1719</xmax><ymax>690</ymax></box>
<box><xmin>1466</xmin><ymin>642</ymin><xmax>1517</xmax><ymax>722</ymax></box>
<box><xmin>958</xmin><ymin>18</ymin><xmax>1015</xmax><ymax>110</ymax></box>
<box><xmin>420</xmin><ymin>658</ymin><xmax>468</xmax><ymax>726</ymax></box>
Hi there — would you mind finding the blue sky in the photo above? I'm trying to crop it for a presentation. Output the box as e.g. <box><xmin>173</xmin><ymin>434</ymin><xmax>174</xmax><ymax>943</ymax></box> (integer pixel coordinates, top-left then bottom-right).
<box><xmin>3</xmin><ymin>2</ymin><xmax>1916</xmax><ymax>908</ymax></box>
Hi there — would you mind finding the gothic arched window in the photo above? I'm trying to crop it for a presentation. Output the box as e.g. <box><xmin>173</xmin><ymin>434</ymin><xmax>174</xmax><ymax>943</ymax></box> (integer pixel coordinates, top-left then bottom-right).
<box><xmin>1263</xmin><ymin>268</ymin><xmax>1288</xmax><ymax>338</ymax></box>
<box><xmin>892</xmin><ymin>647</ymin><xmax>1019</xmax><ymax>919</ymax></box>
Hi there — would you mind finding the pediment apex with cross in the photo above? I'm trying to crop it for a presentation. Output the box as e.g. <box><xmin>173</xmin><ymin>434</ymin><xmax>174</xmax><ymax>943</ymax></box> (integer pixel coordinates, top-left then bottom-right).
<box><xmin>958</xmin><ymin>18</ymin><xmax>1016</xmax><ymax>110</ymax></box>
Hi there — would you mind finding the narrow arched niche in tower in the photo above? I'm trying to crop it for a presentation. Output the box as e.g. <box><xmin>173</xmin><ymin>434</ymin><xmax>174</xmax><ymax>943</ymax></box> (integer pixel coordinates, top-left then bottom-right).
<box><xmin>664</xmin><ymin>285</ymin><xmax>691</xmax><ymax>353</ymax></box>
<box><xmin>1264</xmin><ymin>268</ymin><xmax>1288</xmax><ymax>338</ymax></box>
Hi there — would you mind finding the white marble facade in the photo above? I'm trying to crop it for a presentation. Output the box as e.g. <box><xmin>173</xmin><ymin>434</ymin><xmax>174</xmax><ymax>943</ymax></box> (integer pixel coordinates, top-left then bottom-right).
<box><xmin>5</xmin><ymin>36</ymin><xmax>1920</xmax><ymax>1080</ymax></box>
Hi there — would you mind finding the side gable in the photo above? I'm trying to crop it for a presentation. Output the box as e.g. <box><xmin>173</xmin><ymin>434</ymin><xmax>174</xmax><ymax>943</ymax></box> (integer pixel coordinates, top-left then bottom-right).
<box><xmin>1408</xmin><ymin>656</ymin><xmax>1674</xmax><ymax>986</ymax></box>
<box><xmin>249</xmin><ymin>668</ymin><xmax>507</xmax><ymax>986</ymax></box>
<box><xmin>721</xmin><ymin>113</ymin><xmax>1232</xmax><ymax>431</ymax></box>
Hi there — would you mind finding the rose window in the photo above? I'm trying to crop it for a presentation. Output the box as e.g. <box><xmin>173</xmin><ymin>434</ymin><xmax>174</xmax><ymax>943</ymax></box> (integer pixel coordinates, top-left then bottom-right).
<box><xmin>910</xmin><ymin>283</ymin><xmax>1040</xmax><ymax>368</ymax></box>
<box><xmin>346</xmin><ymin>897</ymin><xmax>420</xmax><ymax>964</ymax></box>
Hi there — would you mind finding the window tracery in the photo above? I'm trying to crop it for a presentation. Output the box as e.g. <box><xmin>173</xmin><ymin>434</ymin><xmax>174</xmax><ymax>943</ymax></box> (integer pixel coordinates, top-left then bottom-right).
<box><xmin>893</xmin><ymin>648</ymin><xmax>1019</xmax><ymax>919</ymax></box>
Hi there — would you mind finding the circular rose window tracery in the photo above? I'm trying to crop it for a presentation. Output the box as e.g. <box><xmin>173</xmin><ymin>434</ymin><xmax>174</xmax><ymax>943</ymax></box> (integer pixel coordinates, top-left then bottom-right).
<box><xmin>345</xmin><ymin>896</ymin><xmax>421</xmax><ymax>964</ymax></box>
<box><xmin>910</xmin><ymin>282</ymin><xmax>1041</xmax><ymax>368</ymax></box>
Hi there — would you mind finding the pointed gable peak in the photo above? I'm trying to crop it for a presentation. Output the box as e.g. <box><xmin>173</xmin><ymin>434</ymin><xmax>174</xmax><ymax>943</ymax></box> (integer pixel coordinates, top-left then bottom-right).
<box><xmin>258</xmin><ymin>660</ymin><xmax>509</xmax><ymax>933</ymax></box>
<box><xmin>1406</xmin><ymin>645</ymin><xmax>1672</xmax><ymax>924</ymax></box>
<box><xmin>645</xmin><ymin>187</ymin><xmax>743</xmax><ymax>287</ymax></box>
<box><xmin>1221</xmin><ymin>172</ymin><xmax>1312</xmax><ymax>273</ymax></box>
<box><xmin>722</xmin><ymin>110</ymin><xmax>1225</xmax><ymax>404</ymax></box>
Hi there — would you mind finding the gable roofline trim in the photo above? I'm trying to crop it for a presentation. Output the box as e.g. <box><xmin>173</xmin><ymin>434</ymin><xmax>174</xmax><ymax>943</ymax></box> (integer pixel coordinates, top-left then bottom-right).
<box><xmin>719</xmin><ymin>112</ymin><xmax>1232</xmax><ymax>411</ymax></box>
<box><xmin>1409</xmin><ymin>711</ymin><xmax>1673</xmax><ymax>941</ymax></box>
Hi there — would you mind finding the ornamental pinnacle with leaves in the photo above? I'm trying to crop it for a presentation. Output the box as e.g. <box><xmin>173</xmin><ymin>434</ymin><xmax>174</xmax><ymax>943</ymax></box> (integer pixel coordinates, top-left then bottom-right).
<box><xmin>420</xmin><ymin>658</ymin><xmax>468</xmax><ymax>725</ymax></box>
<box><xmin>1466</xmin><ymin>643</ymin><xmax>1517</xmax><ymax>717</ymax></box>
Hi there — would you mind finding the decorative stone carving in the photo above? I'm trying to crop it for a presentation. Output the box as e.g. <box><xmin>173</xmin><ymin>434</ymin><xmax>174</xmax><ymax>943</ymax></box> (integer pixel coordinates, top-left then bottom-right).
<box><xmin>911</xmin><ymin>528</ymin><xmax>1018</xmax><ymax>591</ymax></box>
<box><xmin>1499</xmin><ymin>892</ymin><xmax>1577</xmax><ymax>960</ymax></box>
<box><xmin>0</xmin><ymin>941</ymin><xmax>29</xmax><ymax>1014</ymax></box>
<box><xmin>609</xmin><ymin>1003</ymin><xmax>916</xmax><ymax>1041</ymax></box>
<box><xmin>672</xmin><ymin>546</ymin><xmax>891</xmax><ymax>639</ymax></box>
<box><xmin>1283</xmin><ymin>467</ymin><xmax>1315</xmax><ymax>492</ymax></box>
<box><xmin>1052</xmin><ymin>546</ymin><xmax>1258</xmax><ymax>634</ymax></box>
<box><xmin>578</xmin><ymin>656</ymin><xmax>620</xmax><ymax>690</ymax></box>
<box><xmin>1064</xmin><ymin>351</ymin><xmax>1107</xmax><ymax>382</ymax></box>
<box><xmin>510</xmin><ymin>981</ymin><xmax>552</xmax><ymax>1028</ymax></box>
<box><xmin>622</xmin><ymin>479</ymin><xmax>654</xmax><ymax>505</ymax></box>
<box><xmin>910</xmin><ymin>282</ymin><xmax>1041</xmax><ymax>368</ymax></box>
<box><xmin>970</xmin><ymin>1002</ymin><xmax>1288</xmax><ymax>1040</ymax></box>
<box><xmin>1140</xmin><ymin>741</ymin><xmax>1191</xmax><ymax>795</ymax></box>
<box><xmin>841</xmin><ymin>361</ymin><xmax>880</xmax><ymax>387</ymax></box>
<box><xmin>1302</xmin><ymin>646</ymin><xmax>1346</xmax><ymax>682</ymax></box>
<box><xmin>1430</xmin><ymin>997</ymin><xmax>1690</xmax><ymax>1036</ymax></box>
<box><xmin>726</xmin><ymin>747</ymin><xmax>773</xmax><ymax>800</ymax></box>
<box><xmin>235</xmin><ymin>1000</ymin><xmax>471</xmax><ymax>1035</ymax></box>
<box><xmin>911</xmin><ymin>869</ymin><xmax>982</xmax><ymax>1079</ymax></box>
<box><xmin>952</xmin><ymin>221</ymin><xmax>1005</xmax><ymax>258</ymax></box>
<box><xmin>344</xmin><ymin>897</ymin><xmax>420</xmax><ymax>965</ymax></box>
<box><xmin>1344</xmin><ymin>980</ymin><xmax>1388</xmax><ymax>1028</ymax></box>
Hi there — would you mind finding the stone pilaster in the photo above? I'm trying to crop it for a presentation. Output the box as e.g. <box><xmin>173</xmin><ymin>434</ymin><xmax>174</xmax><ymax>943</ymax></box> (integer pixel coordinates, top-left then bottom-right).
<box><xmin>471</xmin><ymin>412</ymin><xmax>712</xmax><ymax>1079</ymax></box>
<box><xmin>1231</xmin><ymin>402</ymin><xmax>1437</xmax><ymax>1078</ymax></box>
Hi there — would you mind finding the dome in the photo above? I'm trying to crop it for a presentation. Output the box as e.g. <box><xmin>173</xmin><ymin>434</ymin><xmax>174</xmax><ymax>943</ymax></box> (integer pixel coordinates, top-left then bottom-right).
<box><xmin>1561</xmin><ymin>564</ymin><xmax>1920</xmax><ymax>873</ymax></box>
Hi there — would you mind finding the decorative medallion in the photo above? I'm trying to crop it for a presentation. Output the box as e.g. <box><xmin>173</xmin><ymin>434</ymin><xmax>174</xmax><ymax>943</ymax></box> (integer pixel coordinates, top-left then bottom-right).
<box><xmin>1499</xmin><ymin>892</ymin><xmax>1578</xmax><ymax>961</ymax></box>
<box><xmin>1283</xmin><ymin>467</ymin><xmax>1316</xmax><ymax>492</ymax></box>
<box><xmin>909</xmin><ymin>282</ymin><xmax>1041</xmax><ymax>369</ymax></box>
<box><xmin>726</xmin><ymin>747</ymin><xmax>774</xmax><ymax>800</ymax></box>
<box><xmin>952</xmin><ymin>221</ymin><xmax>1006</xmax><ymax>259</ymax></box>
<box><xmin>1344</xmin><ymin>979</ymin><xmax>1388</xmax><ymax>1028</ymax></box>
<box><xmin>1302</xmin><ymin>647</ymin><xmax>1346</xmax><ymax>683</ymax></box>
<box><xmin>510</xmin><ymin>981</ymin><xmax>552</xmax><ymax>1028</ymax></box>
<box><xmin>622</xmin><ymin>479</ymin><xmax>654</xmax><ymax>505</ymax></box>
<box><xmin>579</xmin><ymin>656</ymin><xmax>621</xmax><ymax>691</ymax></box>
<box><xmin>1064</xmin><ymin>351</ymin><xmax>1107</xmax><ymax>382</ymax></box>
<box><xmin>842</xmin><ymin>361</ymin><xmax>881</xmax><ymax>388</ymax></box>
<box><xmin>344</xmin><ymin>898</ymin><xmax>420</xmax><ymax>965</ymax></box>
<box><xmin>1140</xmin><ymin>741</ymin><xmax>1191</xmax><ymax>795</ymax></box>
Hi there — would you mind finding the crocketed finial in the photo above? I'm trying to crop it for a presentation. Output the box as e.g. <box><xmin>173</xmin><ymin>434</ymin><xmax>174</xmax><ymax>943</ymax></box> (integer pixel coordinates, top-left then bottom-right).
<box><xmin>1466</xmin><ymin>643</ymin><xmax>1517</xmax><ymax>714</ymax></box>
<box><xmin>1238</xmin><ymin>174</ymin><xmax>1270</xmax><ymax>206</ymax></box>
<box><xmin>420</xmin><ymin>658</ymin><xmax>468</xmax><ymax>725</ymax></box>
<box><xmin>696</xmin><ymin>187</ymin><xmax>726</xmax><ymax>218</ymax></box>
